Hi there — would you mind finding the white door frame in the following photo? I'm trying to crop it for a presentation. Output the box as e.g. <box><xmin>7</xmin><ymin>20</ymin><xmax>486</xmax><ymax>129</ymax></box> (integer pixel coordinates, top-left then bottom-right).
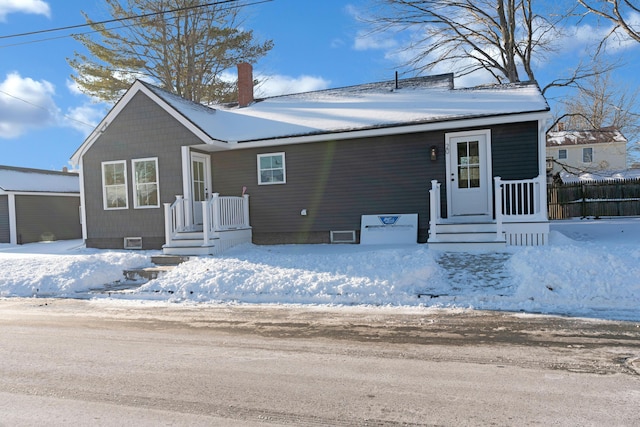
<box><xmin>445</xmin><ymin>129</ymin><xmax>493</xmax><ymax>220</ymax></box>
<box><xmin>181</xmin><ymin>147</ymin><xmax>211</xmax><ymax>227</ymax></box>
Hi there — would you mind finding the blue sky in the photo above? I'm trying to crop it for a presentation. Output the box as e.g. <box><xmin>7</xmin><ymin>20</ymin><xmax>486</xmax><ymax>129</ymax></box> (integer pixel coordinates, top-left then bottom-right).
<box><xmin>1</xmin><ymin>0</ymin><xmax>639</xmax><ymax>171</ymax></box>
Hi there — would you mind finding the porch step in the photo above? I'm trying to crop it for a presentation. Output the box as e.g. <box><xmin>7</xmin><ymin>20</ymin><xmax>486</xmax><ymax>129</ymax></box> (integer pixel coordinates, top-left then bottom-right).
<box><xmin>162</xmin><ymin>245</ymin><xmax>218</xmax><ymax>256</ymax></box>
<box><xmin>428</xmin><ymin>240</ymin><xmax>507</xmax><ymax>252</ymax></box>
<box><xmin>428</xmin><ymin>221</ymin><xmax>506</xmax><ymax>251</ymax></box>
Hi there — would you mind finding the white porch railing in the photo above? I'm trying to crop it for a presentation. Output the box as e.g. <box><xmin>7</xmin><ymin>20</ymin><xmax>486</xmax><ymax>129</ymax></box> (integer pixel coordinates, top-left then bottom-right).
<box><xmin>202</xmin><ymin>193</ymin><xmax>250</xmax><ymax>242</ymax></box>
<box><xmin>494</xmin><ymin>176</ymin><xmax>546</xmax><ymax>222</ymax></box>
<box><xmin>164</xmin><ymin>193</ymin><xmax>250</xmax><ymax>247</ymax></box>
<box><xmin>428</xmin><ymin>176</ymin><xmax>547</xmax><ymax>243</ymax></box>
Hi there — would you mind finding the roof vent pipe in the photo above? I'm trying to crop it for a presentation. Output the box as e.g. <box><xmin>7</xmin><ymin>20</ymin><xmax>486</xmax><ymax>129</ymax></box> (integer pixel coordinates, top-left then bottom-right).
<box><xmin>395</xmin><ymin>71</ymin><xmax>399</xmax><ymax>90</ymax></box>
<box><xmin>237</xmin><ymin>62</ymin><xmax>254</xmax><ymax>107</ymax></box>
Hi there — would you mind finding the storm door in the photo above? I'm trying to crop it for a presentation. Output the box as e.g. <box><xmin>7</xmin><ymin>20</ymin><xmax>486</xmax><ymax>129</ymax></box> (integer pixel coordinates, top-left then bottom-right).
<box><xmin>190</xmin><ymin>152</ymin><xmax>211</xmax><ymax>226</ymax></box>
<box><xmin>446</xmin><ymin>131</ymin><xmax>492</xmax><ymax>219</ymax></box>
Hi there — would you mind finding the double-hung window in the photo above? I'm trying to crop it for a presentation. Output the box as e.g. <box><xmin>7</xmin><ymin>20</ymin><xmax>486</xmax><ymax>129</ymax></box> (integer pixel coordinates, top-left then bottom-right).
<box><xmin>558</xmin><ymin>149</ymin><xmax>567</xmax><ymax>160</ymax></box>
<box><xmin>102</xmin><ymin>160</ymin><xmax>128</xmax><ymax>210</ymax></box>
<box><xmin>583</xmin><ymin>147</ymin><xmax>593</xmax><ymax>163</ymax></box>
<box><xmin>132</xmin><ymin>158</ymin><xmax>159</xmax><ymax>208</ymax></box>
<box><xmin>257</xmin><ymin>152</ymin><xmax>286</xmax><ymax>185</ymax></box>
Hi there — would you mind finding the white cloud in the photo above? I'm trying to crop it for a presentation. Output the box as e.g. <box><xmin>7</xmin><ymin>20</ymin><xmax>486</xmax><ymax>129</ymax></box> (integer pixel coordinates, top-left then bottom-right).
<box><xmin>0</xmin><ymin>72</ymin><xmax>59</xmax><ymax>138</ymax></box>
<box><xmin>0</xmin><ymin>0</ymin><xmax>50</xmax><ymax>21</ymax></box>
<box><xmin>255</xmin><ymin>74</ymin><xmax>331</xmax><ymax>97</ymax></box>
<box><xmin>353</xmin><ymin>29</ymin><xmax>398</xmax><ymax>51</ymax></box>
<box><xmin>63</xmin><ymin>104</ymin><xmax>106</xmax><ymax>135</ymax></box>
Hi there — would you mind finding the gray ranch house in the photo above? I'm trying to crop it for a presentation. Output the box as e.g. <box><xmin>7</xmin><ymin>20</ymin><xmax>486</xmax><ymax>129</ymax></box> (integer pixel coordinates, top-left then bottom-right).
<box><xmin>0</xmin><ymin>165</ymin><xmax>82</xmax><ymax>244</ymax></box>
<box><xmin>71</xmin><ymin>64</ymin><xmax>551</xmax><ymax>254</ymax></box>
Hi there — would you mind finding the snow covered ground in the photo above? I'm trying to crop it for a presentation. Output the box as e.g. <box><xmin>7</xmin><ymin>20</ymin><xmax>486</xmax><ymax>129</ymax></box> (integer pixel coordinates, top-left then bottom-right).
<box><xmin>1</xmin><ymin>218</ymin><xmax>639</xmax><ymax>321</ymax></box>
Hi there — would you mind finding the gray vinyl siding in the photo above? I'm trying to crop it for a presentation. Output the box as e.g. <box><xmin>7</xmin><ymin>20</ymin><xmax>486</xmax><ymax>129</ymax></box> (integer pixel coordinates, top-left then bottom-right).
<box><xmin>491</xmin><ymin>121</ymin><xmax>539</xmax><ymax>179</ymax></box>
<box><xmin>0</xmin><ymin>195</ymin><xmax>8</xmax><ymax>243</ymax></box>
<box><xmin>82</xmin><ymin>92</ymin><xmax>197</xmax><ymax>249</ymax></box>
<box><xmin>14</xmin><ymin>195</ymin><xmax>82</xmax><ymax>244</ymax></box>
<box><xmin>211</xmin><ymin>121</ymin><xmax>539</xmax><ymax>244</ymax></box>
<box><xmin>213</xmin><ymin>131</ymin><xmax>447</xmax><ymax>243</ymax></box>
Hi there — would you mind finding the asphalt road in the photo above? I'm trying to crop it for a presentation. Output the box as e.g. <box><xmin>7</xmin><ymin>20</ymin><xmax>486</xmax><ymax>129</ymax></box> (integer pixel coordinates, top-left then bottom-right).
<box><xmin>0</xmin><ymin>299</ymin><xmax>639</xmax><ymax>426</ymax></box>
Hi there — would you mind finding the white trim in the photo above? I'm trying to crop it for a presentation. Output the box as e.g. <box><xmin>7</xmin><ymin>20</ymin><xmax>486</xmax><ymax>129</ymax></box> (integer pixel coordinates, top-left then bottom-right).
<box><xmin>223</xmin><ymin>112</ymin><xmax>551</xmax><ymax>151</ymax></box>
<box><xmin>189</xmin><ymin>151</ymin><xmax>212</xmax><ymax>225</ymax></box>
<box><xmin>132</xmin><ymin>157</ymin><xmax>160</xmax><ymax>209</ymax></box>
<box><xmin>445</xmin><ymin>129</ymin><xmax>493</xmax><ymax>219</ymax></box>
<box><xmin>78</xmin><ymin>157</ymin><xmax>87</xmax><ymax>241</ymax></box>
<box><xmin>8</xmin><ymin>193</ymin><xmax>16</xmax><ymax>245</ymax></box>
<box><xmin>70</xmin><ymin>81</ymin><xmax>229</xmax><ymax>166</ymax></box>
<box><xmin>257</xmin><ymin>152</ymin><xmax>286</xmax><ymax>185</ymax></box>
<box><xmin>101</xmin><ymin>160</ymin><xmax>129</xmax><ymax>210</ymax></box>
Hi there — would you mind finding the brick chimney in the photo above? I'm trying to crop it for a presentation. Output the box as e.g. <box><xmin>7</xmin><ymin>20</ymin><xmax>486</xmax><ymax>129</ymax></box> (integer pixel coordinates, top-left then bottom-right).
<box><xmin>237</xmin><ymin>62</ymin><xmax>254</xmax><ymax>107</ymax></box>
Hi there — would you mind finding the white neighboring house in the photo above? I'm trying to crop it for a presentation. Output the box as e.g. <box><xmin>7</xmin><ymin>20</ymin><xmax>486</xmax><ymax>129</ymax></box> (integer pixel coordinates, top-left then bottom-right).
<box><xmin>546</xmin><ymin>127</ymin><xmax>628</xmax><ymax>177</ymax></box>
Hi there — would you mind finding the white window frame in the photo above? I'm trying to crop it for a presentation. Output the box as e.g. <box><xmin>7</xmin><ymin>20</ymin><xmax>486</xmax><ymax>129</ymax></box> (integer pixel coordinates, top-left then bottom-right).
<box><xmin>558</xmin><ymin>149</ymin><xmax>567</xmax><ymax>160</ymax></box>
<box><xmin>132</xmin><ymin>157</ymin><xmax>160</xmax><ymax>209</ymax></box>
<box><xmin>257</xmin><ymin>152</ymin><xmax>286</xmax><ymax>185</ymax></box>
<box><xmin>102</xmin><ymin>160</ymin><xmax>128</xmax><ymax>210</ymax></box>
<box><xmin>583</xmin><ymin>147</ymin><xmax>593</xmax><ymax>163</ymax></box>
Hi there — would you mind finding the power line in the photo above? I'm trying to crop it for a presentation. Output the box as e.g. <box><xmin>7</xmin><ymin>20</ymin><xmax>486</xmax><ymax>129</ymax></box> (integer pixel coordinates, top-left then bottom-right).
<box><xmin>0</xmin><ymin>90</ymin><xmax>96</xmax><ymax>129</ymax></box>
<box><xmin>0</xmin><ymin>0</ymin><xmax>269</xmax><ymax>41</ymax></box>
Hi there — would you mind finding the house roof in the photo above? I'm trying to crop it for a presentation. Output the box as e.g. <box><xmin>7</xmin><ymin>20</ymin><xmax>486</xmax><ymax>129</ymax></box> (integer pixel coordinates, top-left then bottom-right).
<box><xmin>142</xmin><ymin>74</ymin><xmax>550</xmax><ymax>144</ymax></box>
<box><xmin>546</xmin><ymin>127</ymin><xmax>627</xmax><ymax>147</ymax></box>
<box><xmin>0</xmin><ymin>165</ymin><xmax>79</xmax><ymax>193</ymax></box>
<box><xmin>72</xmin><ymin>73</ymin><xmax>550</xmax><ymax>164</ymax></box>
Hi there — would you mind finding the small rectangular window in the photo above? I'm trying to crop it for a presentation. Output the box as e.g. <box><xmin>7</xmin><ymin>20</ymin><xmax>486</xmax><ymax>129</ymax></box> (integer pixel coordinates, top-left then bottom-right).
<box><xmin>558</xmin><ymin>149</ymin><xmax>567</xmax><ymax>160</ymax></box>
<box><xmin>257</xmin><ymin>152</ymin><xmax>286</xmax><ymax>185</ymax></box>
<box><xmin>132</xmin><ymin>158</ymin><xmax>159</xmax><ymax>208</ymax></box>
<box><xmin>583</xmin><ymin>147</ymin><xmax>593</xmax><ymax>163</ymax></box>
<box><xmin>102</xmin><ymin>160</ymin><xmax>128</xmax><ymax>210</ymax></box>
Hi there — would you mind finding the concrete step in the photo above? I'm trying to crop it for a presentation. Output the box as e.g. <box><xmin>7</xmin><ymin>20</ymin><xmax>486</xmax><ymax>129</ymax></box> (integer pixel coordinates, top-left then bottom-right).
<box><xmin>123</xmin><ymin>265</ymin><xmax>175</xmax><ymax>281</ymax></box>
<box><xmin>151</xmin><ymin>255</ymin><xmax>190</xmax><ymax>266</ymax></box>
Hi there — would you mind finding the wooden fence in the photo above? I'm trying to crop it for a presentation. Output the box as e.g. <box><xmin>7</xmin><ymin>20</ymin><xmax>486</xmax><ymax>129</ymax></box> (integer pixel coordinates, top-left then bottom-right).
<box><xmin>548</xmin><ymin>178</ymin><xmax>640</xmax><ymax>219</ymax></box>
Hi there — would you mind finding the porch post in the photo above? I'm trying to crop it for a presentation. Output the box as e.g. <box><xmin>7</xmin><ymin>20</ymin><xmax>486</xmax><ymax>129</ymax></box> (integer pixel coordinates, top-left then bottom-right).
<box><xmin>202</xmin><ymin>200</ymin><xmax>210</xmax><ymax>245</ymax></box>
<box><xmin>243</xmin><ymin>194</ymin><xmax>250</xmax><ymax>228</ymax></box>
<box><xmin>211</xmin><ymin>193</ymin><xmax>221</xmax><ymax>231</ymax></box>
<box><xmin>163</xmin><ymin>202</ymin><xmax>172</xmax><ymax>246</ymax></box>
<box><xmin>175</xmin><ymin>195</ymin><xmax>184</xmax><ymax>231</ymax></box>
<box><xmin>494</xmin><ymin>177</ymin><xmax>504</xmax><ymax>241</ymax></box>
<box><xmin>429</xmin><ymin>180</ymin><xmax>440</xmax><ymax>242</ymax></box>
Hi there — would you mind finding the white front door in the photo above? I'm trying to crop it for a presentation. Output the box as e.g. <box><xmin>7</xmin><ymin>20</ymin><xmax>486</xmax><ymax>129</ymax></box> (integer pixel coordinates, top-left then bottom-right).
<box><xmin>190</xmin><ymin>152</ymin><xmax>211</xmax><ymax>225</ymax></box>
<box><xmin>446</xmin><ymin>130</ymin><xmax>492</xmax><ymax>219</ymax></box>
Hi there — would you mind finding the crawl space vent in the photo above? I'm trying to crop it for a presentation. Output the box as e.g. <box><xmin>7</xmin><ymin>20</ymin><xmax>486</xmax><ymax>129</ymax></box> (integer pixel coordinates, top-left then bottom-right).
<box><xmin>123</xmin><ymin>237</ymin><xmax>143</xmax><ymax>250</ymax></box>
<box><xmin>330</xmin><ymin>230</ymin><xmax>356</xmax><ymax>244</ymax></box>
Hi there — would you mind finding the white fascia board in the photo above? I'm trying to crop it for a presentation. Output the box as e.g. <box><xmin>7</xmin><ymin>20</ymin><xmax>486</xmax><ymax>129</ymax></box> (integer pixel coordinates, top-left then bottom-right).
<box><xmin>229</xmin><ymin>111</ymin><xmax>552</xmax><ymax>151</ymax></box>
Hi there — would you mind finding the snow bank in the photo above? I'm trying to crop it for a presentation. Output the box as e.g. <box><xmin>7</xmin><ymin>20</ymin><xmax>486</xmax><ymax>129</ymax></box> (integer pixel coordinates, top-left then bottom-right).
<box><xmin>0</xmin><ymin>219</ymin><xmax>639</xmax><ymax>321</ymax></box>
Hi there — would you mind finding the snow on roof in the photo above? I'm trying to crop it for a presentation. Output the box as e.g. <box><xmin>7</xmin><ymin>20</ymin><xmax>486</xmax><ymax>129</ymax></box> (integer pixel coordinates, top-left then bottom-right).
<box><xmin>546</xmin><ymin>127</ymin><xmax>627</xmax><ymax>147</ymax></box>
<box><xmin>144</xmin><ymin>74</ymin><xmax>549</xmax><ymax>143</ymax></box>
<box><xmin>0</xmin><ymin>165</ymin><xmax>79</xmax><ymax>193</ymax></box>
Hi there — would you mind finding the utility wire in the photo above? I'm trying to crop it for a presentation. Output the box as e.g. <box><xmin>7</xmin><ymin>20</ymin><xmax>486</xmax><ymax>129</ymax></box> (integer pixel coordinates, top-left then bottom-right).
<box><xmin>0</xmin><ymin>89</ymin><xmax>97</xmax><ymax>129</ymax></box>
<box><xmin>0</xmin><ymin>0</ymin><xmax>271</xmax><ymax>41</ymax></box>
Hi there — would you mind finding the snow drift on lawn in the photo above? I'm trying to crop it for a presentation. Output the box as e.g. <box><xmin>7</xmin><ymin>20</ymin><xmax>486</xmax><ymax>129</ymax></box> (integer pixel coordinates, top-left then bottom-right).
<box><xmin>0</xmin><ymin>219</ymin><xmax>639</xmax><ymax>321</ymax></box>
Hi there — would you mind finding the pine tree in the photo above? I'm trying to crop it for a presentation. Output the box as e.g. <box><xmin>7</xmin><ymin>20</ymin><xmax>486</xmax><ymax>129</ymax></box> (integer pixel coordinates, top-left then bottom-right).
<box><xmin>68</xmin><ymin>0</ymin><xmax>273</xmax><ymax>104</ymax></box>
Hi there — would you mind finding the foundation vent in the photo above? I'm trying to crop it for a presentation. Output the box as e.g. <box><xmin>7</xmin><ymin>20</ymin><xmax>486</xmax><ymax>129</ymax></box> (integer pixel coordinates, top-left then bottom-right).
<box><xmin>124</xmin><ymin>237</ymin><xmax>143</xmax><ymax>250</ymax></box>
<box><xmin>330</xmin><ymin>230</ymin><xmax>356</xmax><ymax>244</ymax></box>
